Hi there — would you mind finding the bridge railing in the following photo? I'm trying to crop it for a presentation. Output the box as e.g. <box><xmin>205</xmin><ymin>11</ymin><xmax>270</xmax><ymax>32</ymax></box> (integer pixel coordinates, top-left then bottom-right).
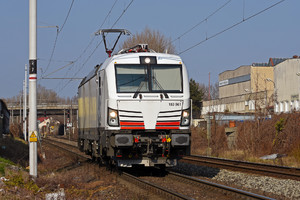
<box><xmin>7</xmin><ymin>104</ymin><xmax>78</xmax><ymax>110</ymax></box>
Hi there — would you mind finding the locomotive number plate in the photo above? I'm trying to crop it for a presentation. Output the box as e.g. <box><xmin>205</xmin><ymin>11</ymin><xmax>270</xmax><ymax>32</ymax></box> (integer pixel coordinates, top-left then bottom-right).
<box><xmin>169</xmin><ymin>102</ymin><xmax>181</xmax><ymax>106</ymax></box>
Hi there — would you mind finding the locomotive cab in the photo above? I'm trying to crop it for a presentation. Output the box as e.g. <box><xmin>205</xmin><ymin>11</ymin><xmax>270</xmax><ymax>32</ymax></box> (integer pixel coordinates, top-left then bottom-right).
<box><xmin>78</xmin><ymin>44</ymin><xmax>191</xmax><ymax>167</ymax></box>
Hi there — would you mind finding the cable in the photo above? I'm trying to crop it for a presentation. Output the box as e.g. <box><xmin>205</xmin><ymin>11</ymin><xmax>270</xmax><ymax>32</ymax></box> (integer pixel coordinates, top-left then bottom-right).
<box><xmin>179</xmin><ymin>0</ymin><xmax>286</xmax><ymax>55</ymax></box>
<box><xmin>57</xmin><ymin>0</ymin><xmax>135</xmax><ymax>95</ymax></box>
<box><xmin>72</xmin><ymin>0</ymin><xmax>119</xmax><ymax>63</ymax></box>
<box><xmin>56</xmin><ymin>40</ymin><xmax>104</xmax><ymax>94</ymax></box>
<box><xmin>54</xmin><ymin>0</ymin><xmax>119</xmax><ymax>93</ymax></box>
<box><xmin>42</xmin><ymin>27</ymin><xmax>59</xmax><ymax>76</ymax></box>
<box><xmin>42</xmin><ymin>0</ymin><xmax>75</xmax><ymax>76</ymax></box>
<box><xmin>59</xmin><ymin>0</ymin><xmax>75</xmax><ymax>33</ymax></box>
<box><xmin>172</xmin><ymin>0</ymin><xmax>232</xmax><ymax>43</ymax></box>
<box><xmin>42</xmin><ymin>61</ymin><xmax>74</xmax><ymax>78</ymax></box>
<box><xmin>110</xmin><ymin>0</ymin><xmax>134</xmax><ymax>28</ymax></box>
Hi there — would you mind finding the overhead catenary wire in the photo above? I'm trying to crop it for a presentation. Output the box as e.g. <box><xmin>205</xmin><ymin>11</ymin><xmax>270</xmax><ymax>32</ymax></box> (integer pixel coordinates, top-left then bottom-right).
<box><xmin>72</xmin><ymin>0</ymin><xmax>119</xmax><ymax>64</ymax></box>
<box><xmin>59</xmin><ymin>0</ymin><xmax>75</xmax><ymax>33</ymax></box>
<box><xmin>110</xmin><ymin>0</ymin><xmax>134</xmax><ymax>28</ymax></box>
<box><xmin>42</xmin><ymin>0</ymin><xmax>75</xmax><ymax>76</ymax></box>
<box><xmin>54</xmin><ymin>0</ymin><xmax>120</xmax><ymax>93</ymax></box>
<box><xmin>171</xmin><ymin>0</ymin><xmax>232</xmax><ymax>44</ymax></box>
<box><xmin>56</xmin><ymin>0</ymin><xmax>134</xmax><ymax>95</ymax></box>
<box><xmin>42</xmin><ymin>61</ymin><xmax>74</xmax><ymax>78</ymax></box>
<box><xmin>179</xmin><ymin>0</ymin><xmax>286</xmax><ymax>55</ymax></box>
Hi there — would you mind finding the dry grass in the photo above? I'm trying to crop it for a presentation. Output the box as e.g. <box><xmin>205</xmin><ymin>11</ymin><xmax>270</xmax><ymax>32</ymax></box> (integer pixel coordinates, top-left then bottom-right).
<box><xmin>192</xmin><ymin>113</ymin><xmax>300</xmax><ymax>167</ymax></box>
<box><xmin>0</xmin><ymin>137</ymin><xmax>29</xmax><ymax>167</ymax></box>
<box><xmin>190</xmin><ymin>127</ymin><xmax>208</xmax><ymax>155</ymax></box>
<box><xmin>0</xmin><ymin>136</ymin><xmax>147</xmax><ymax>199</ymax></box>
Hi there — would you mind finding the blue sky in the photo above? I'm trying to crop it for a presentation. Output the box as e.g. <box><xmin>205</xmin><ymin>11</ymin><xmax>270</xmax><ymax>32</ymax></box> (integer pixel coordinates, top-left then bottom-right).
<box><xmin>0</xmin><ymin>0</ymin><xmax>299</xmax><ymax>99</ymax></box>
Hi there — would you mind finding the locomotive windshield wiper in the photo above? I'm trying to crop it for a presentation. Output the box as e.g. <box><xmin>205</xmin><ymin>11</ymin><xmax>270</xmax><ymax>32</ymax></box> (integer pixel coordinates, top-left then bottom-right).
<box><xmin>152</xmin><ymin>76</ymin><xmax>169</xmax><ymax>98</ymax></box>
<box><xmin>133</xmin><ymin>77</ymin><xmax>147</xmax><ymax>98</ymax></box>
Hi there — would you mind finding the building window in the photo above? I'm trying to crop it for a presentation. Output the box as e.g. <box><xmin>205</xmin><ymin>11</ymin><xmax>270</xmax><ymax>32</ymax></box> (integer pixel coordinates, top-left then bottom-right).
<box><xmin>295</xmin><ymin>100</ymin><xmax>299</xmax><ymax>111</ymax></box>
<box><xmin>280</xmin><ymin>102</ymin><xmax>283</xmax><ymax>113</ymax></box>
<box><xmin>275</xmin><ymin>103</ymin><xmax>279</xmax><ymax>113</ymax></box>
<box><xmin>285</xmin><ymin>101</ymin><xmax>289</xmax><ymax>113</ymax></box>
<box><xmin>249</xmin><ymin>100</ymin><xmax>255</xmax><ymax>111</ymax></box>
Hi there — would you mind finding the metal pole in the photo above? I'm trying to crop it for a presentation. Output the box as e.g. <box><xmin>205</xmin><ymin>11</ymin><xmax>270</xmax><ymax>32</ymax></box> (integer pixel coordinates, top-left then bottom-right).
<box><xmin>24</xmin><ymin>64</ymin><xmax>27</xmax><ymax>141</ymax></box>
<box><xmin>64</xmin><ymin>109</ymin><xmax>66</xmax><ymax>136</ymax></box>
<box><xmin>70</xmin><ymin>104</ymin><xmax>72</xmax><ymax>140</ymax></box>
<box><xmin>20</xmin><ymin>96</ymin><xmax>22</xmax><ymax>123</ymax></box>
<box><xmin>23</xmin><ymin>80</ymin><xmax>26</xmax><ymax>140</ymax></box>
<box><xmin>29</xmin><ymin>0</ymin><xmax>37</xmax><ymax>178</ymax></box>
<box><xmin>12</xmin><ymin>109</ymin><xmax>14</xmax><ymax>124</ymax></box>
<box><xmin>206</xmin><ymin>115</ymin><xmax>212</xmax><ymax>156</ymax></box>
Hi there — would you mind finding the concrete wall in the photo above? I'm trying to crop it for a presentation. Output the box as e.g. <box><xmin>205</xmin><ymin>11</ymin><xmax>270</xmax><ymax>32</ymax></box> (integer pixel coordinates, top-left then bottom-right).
<box><xmin>203</xmin><ymin>65</ymin><xmax>274</xmax><ymax>116</ymax></box>
<box><xmin>219</xmin><ymin>66</ymin><xmax>251</xmax><ymax>98</ymax></box>
<box><xmin>251</xmin><ymin>67</ymin><xmax>274</xmax><ymax>92</ymax></box>
<box><xmin>274</xmin><ymin>58</ymin><xmax>300</xmax><ymax>112</ymax></box>
<box><xmin>202</xmin><ymin>58</ymin><xmax>300</xmax><ymax>115</ymax></box>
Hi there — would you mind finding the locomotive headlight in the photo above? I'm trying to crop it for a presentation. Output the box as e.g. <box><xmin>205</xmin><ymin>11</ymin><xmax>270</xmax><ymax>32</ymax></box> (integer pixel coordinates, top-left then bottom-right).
<box><xmin>108</xmin><ymin>108</ymin><xmax>119</xmax><ymax>126</ymax></box>
<box><xmin>144</xmin><ymin>57</ymin><xmax>151</xmax><ymax>64</ymax></box>
<box><xmin>109</xmin><ymin>110</ymin><xmax>117</xmax><ymax>118</ymax></box>
<box><xmin>182</xmin><ymin>110</ymin><xmax>189</xmax><ymax>118</ymax></box>
<box><xmin>180</xmin><ymin>109</ymin><xmax>190</xmax><ymax>126</ymax></box>
<box><xmin>139</xmin><ymin>56</ymin><xmax>157</xmax><ymax>64</ymax></box>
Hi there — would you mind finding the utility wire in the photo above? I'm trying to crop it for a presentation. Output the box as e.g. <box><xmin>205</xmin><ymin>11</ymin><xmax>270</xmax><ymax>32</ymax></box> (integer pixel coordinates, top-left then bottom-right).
<box><xmin>42</xmin><ymin>0</ymin><xmax>75</xmax><ymax>76</ymax></box>
<box><xmin>56</xmin><ymin>40</ymin><xmax>104</xmax><ymax>94</ymax></box>
<box><xmin>111</xmin><ymin>0</ymin><xmax>134</xmax><ymax>28</ymax></box>
<box><xmin>72</xmin><ymin>0</ymin><xmax>119</xmax><ymax>64</ymax></box>
<box><xmin>42</xmin><ymin>61</ymin><xmax>74</xmax><ymax>78</ymax></box>
<box><xmin>54</xmin><ymin>0</ymin><xmax>119</xmax><ymax>93</ymax></box>
<box><xmin>172</xmin><ymin>0</ymin><xmax>232</xmax><ymax>43</ymax></box>
<box><xmin>57</xmin><ymin>0</ymin><xmax>135</xmax><ymax>95</ymax></box>
<box><xmin>59</xmin><ymin>0</ymin><xmax>75</xmax><ymax>33</ymax></box>
<box><xmin>42</xmin><ymin>27</ymin><xmax>59</xmax><ymax>76</ymax></box>
<box><xmin>179</xmin><ymin>0</ymin><xmax>286</xmax><ymax>55</ymax></box>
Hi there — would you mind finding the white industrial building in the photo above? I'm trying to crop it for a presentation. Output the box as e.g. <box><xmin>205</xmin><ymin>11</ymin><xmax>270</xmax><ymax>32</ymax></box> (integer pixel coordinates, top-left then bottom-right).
<box><xmin>201</xmin><ymin>56</ymin><xmax>300</xmax><ymax>116</ymax></box>
<box><xmin>274</xmin><ymin>58</ymin><xmax>300</xmax><ymax>112</ymax></box>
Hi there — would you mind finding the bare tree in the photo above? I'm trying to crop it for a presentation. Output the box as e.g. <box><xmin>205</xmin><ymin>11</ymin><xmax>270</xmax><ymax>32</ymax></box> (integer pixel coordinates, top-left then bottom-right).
<box><xmin>198</xmin><ymin>82</ymin><xmax>219</xmax><ymax>101</ymax></box>
<box><xmin>120</xmin><ymin>27</ymin><xmax>176</xmax><ymax>54</ymax></box>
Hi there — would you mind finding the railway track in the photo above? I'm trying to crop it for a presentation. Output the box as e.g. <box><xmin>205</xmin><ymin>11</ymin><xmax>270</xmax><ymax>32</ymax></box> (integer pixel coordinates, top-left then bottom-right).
<box><xmin>118</xmin><ymin>172</ymin><xmax>193</xmax><ymax>200</ymax></box>
<box><xmin>182</xmin><ymin>155</ymin><xmax>300</xmax><ymax>181</ymax></box>
<box><xmin>165</xmin><ymin>171</ymin><xmax>274</xmax><ymax>200</ymax></box>
<box><xmin>44</xmin><ymin>137</ymin><xmax>194</xmax><ymax>199</ymax></box>
<box><xmin>42</xmin><ymin>137</ymin><xmax>88</xmax><ymax>160</ymax></box>
<box><xmin>44</xmin><ymin>137</ymin><xmax>275</xmax><ymax>199</ymax></box>
<box><xmin>48</xmin><ymin>137</ymin><xmax>300</xmax><ymax>181</ymax></box>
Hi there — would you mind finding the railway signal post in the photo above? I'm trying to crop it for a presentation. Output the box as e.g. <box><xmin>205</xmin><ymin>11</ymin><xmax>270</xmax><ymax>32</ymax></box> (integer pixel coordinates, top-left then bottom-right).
<box><xmin>29</xmin><ymin>0</ymin><xmax>38</xmax><ymax>178</ymax></box>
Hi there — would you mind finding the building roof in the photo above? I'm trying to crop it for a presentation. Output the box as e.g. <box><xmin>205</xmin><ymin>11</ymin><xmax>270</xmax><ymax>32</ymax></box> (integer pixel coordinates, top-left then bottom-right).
<box><xmin>252</xmin><ymin>58</ymin><xmax>288</xmax><ymax>67</ymax></box>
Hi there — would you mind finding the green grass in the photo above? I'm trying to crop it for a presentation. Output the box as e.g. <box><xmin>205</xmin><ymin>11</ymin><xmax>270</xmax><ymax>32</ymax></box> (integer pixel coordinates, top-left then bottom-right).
<box><xmin>0</xmin><ymin>157</ymin><xmax>15</xmax><ymax>176</ymax></box>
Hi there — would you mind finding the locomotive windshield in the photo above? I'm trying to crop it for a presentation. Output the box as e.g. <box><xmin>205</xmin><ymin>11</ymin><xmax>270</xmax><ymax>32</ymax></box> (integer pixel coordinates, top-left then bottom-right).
<box><xmin>115</xmin><ymin>64</ymin><xmax>182</xmax><ymax>93</ymax></box>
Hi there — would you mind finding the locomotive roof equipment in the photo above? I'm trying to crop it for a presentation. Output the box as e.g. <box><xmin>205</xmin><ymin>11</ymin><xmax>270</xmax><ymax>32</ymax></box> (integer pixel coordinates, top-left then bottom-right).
<box><xmin>95</xmin><ymin>29</ymin><xmax>131</xmax><ymax>57</ymax></box>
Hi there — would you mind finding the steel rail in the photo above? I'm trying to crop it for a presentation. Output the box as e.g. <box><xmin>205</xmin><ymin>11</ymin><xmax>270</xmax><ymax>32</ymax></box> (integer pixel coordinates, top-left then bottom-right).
<box><xmin>44</xmin><ymin>138</ymin><xmax>192</xmax><ymax>199</ymax></box>
<box><xmin>167</xmin><ymin>171</ymin><xmax>274</xmax><ymax>200</ymax></box>
<box><xmin>43</xmin><ymin>138</ymin><xmax>89</xmax><ymax>160</ymax></box>
<box><xmin>44</xmin><ymin>137</ymin><xmax>274</xmax><ymax>199</ymax></box>
<box><xmin>182</xmin><ymin>155</ymin><xmax>300</xmax><ymax>181</ymax></box>
<box><xmin>45</xmin><ymin>136</ymin><xmax>78</xmax><ymax>148</ymax></box>
<box><xmin>119</xmin><ymin>172</ymin><xmax>194</xmax><ymax>200</ymax></box>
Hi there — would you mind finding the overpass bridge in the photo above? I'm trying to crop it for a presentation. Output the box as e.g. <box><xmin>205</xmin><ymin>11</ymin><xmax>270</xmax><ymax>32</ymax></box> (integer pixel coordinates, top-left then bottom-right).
<box><xmin>7</xmin><ymin>103</ymin><xmax>78</xmax><ymax>118</ymax></box>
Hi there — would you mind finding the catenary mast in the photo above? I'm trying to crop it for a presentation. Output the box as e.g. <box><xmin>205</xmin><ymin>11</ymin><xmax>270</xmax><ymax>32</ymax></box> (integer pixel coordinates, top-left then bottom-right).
<box><xmin>29</xmin><ymin>0</ymin><xmax>38</xmax><ymax>178</ymax></box>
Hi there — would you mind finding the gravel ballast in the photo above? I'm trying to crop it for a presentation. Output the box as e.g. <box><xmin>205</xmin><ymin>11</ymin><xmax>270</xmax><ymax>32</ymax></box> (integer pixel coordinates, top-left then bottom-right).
<box><xmin>173</xmin><ymin>162</ymin><xmax>300</xmax><ymax>199</ymax></box>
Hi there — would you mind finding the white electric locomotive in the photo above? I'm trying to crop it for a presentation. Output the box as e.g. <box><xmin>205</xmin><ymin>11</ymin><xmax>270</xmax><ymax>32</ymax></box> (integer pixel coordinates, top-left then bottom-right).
<box><xmin>78</xmin><ymin>44</ymin><xmax>191</xmax><ymax>168</ymax></box>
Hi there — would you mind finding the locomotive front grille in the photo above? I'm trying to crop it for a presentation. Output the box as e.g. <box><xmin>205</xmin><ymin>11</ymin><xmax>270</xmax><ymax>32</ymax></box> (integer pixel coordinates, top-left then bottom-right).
<box><xmin>119</xmin><ymin>110</ymin><xmax>145</xmax><ymax>130</ymax></box>
<box><xmin>156</xmin><ymin>110</ymin><xmax>181</xmax><ymax>129</ymax></box>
